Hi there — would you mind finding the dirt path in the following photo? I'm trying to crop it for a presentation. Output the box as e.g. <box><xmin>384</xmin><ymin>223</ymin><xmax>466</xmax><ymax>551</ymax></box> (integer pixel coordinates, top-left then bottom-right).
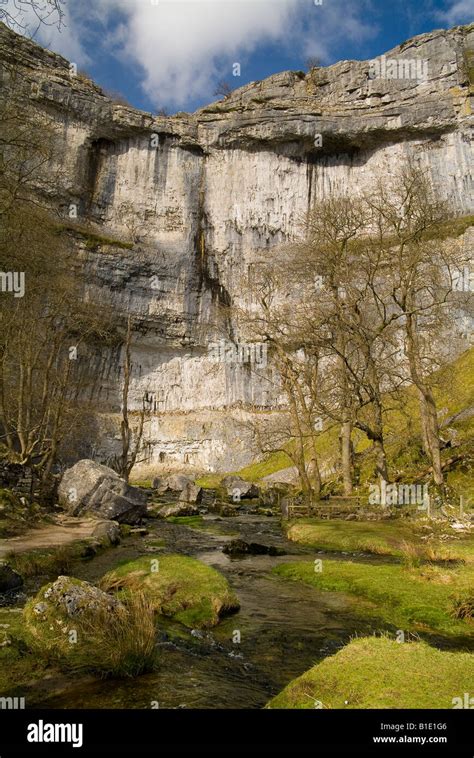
<box><xmin>0</xmin><ymin>517</ymin><xmax>98</xmax><ymax>558</ymax></box>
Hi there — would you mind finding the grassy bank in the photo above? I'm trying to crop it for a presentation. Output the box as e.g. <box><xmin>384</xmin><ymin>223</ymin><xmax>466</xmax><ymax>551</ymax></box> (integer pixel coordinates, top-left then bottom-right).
<box><xmin>285</xmin><ymin>519</ymin><xmax>474</xmax><ymax>562</ymax></box>
<box><xmin>273</xmin><ymin>558</ymin><xmax>474</xmax><ymax>638</ymax></box>
<box><xmin>100</xmin><ymin>554</ymin><xmax>240</xmax><ymax>628</ymax></box>
<box><xmin>268</xmin><ymin>636</ymin><xmax>474</xmax><ymax>709</ymax></box>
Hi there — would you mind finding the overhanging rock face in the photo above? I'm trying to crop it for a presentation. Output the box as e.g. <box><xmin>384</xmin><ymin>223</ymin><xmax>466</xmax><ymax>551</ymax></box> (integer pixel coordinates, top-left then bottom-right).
<box><xmin>1</xmin><ymin>23</ymin><xmax>473</xmax><ymax>471</ymax></box>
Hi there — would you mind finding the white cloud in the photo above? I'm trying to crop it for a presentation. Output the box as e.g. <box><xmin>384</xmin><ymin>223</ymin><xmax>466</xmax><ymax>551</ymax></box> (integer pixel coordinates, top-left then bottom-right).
<box><xmin>118</xmin><ymin>0</ymin><xmax>299</xmax><ymax>106</ymax></box>
<box><xmin>436</xmin><ymin>0</ymin><xmax>474</xmax><ymax>25</ymax></box>
<box><xmin>2</xmin><ymin>0</ymin><xmax>91</xmax><ymax>65</ymax></box>
<box><xmin>6</xmin><ymin>0</ymin><xmax>376</xmax><ymax>108</ymax></box>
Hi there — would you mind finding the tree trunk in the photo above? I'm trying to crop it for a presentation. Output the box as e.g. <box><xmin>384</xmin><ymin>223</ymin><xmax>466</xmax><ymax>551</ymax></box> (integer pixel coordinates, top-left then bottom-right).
<box><xmin>340</xmin><ymin>420</ymin><xmax>353</xmax><ymax>495</ymax></box>
<box><xmin>373</xmin><ymin>434</ymin><xmax>388</xmax><ymax>483</ymax></box>
<box><xmin>422</xmin><ymin>386</ymin><xmax>443</xmax><ymax>486</ymax></box>
<box><xmin>307</xmin><ymin>453</ymin><xmax>321</xmax><ymax>499</ymax></box>
<box><xmin>366</xmin><ymin>354</ymin><xmax>389</xmax><ymax>484</ymax></box>
<box><xmin>405</xmin><ymin>312</ymin><xmax>443</xmax><ymax>486</ymax></box>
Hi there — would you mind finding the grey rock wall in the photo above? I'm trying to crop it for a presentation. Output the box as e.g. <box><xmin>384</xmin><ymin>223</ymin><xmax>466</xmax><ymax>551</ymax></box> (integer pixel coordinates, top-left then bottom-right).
<box><xmin>1</xmin><ymin>23</ymin><xmax>472</xmax><ymax>470</ymax></box>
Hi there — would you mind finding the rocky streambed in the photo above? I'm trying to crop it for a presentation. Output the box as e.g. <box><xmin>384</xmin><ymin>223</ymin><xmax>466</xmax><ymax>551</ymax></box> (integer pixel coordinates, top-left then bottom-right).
<box><xmin>0</xmin><ymin>511</ymin><xmax>393</xmax><ymax>709</ymax></box>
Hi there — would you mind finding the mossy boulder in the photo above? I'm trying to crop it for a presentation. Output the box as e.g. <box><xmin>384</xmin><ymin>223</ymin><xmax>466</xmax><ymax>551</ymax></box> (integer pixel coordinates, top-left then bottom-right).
<box><xmin>100</xmin><ymin>554</ymin><xmax>240</xmax><ymax>628</ymax></box>
<box><xmin>268</xmin><ymin>636</ymin><xmax>474</xmax><ymax>709</ymax></box>
<box><xmin>158</xmin><ymin>502</ymin><xmax>199</xmax><ymax>518</ymax></box>
<box><xmin>24</xmin><ymin>575</ymin><xmax>156</xmax><ymax>676</ymax></box>
<box><xmin>0</xmin><ymin>488</ymin><xmax>33</xmax><ymax>537</ymax></box>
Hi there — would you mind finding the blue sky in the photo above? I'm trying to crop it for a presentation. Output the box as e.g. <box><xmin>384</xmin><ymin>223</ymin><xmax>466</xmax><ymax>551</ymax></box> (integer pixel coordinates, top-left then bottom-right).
<box><xmin>13</xmin><ymin>0</ymin><xmax>474</xmax><ymax>114</ymax></box>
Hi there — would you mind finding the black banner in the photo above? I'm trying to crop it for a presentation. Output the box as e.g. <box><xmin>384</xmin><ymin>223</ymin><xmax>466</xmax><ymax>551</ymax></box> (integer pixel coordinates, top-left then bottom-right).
<box><xmin>0</xmin><ymin>709</ymin><xmax>472</xmax><ymax>756</ymax></box>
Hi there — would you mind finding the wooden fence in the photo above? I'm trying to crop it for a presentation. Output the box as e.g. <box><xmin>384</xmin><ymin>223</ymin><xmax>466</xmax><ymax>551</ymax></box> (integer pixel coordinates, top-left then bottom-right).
<box><xmin>286</xmin><ymin>495</ymin><xmax>367</xmax><ymax>520</ymax></box>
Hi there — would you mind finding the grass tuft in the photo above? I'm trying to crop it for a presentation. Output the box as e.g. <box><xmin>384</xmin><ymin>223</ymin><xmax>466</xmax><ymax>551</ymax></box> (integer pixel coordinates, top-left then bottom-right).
<box><xmin>24</xmin><ymin>584</ymin><xmax>157</xmax><ymax>678</ymax></box>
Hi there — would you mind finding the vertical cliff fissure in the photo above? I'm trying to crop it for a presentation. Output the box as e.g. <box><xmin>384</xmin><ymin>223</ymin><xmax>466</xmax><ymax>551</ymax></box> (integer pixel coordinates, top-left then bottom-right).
<box><xmin>194</xmin><ymin>164</ymin><xmax>232</xmax><ymax>309</ymax></box>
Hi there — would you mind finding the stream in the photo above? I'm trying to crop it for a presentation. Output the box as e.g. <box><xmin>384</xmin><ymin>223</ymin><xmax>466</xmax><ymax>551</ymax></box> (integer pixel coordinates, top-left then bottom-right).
<box><xmin>9</xmin><ymin>514</ymin><xmax>395</xmax><ymax>709</ymax></box>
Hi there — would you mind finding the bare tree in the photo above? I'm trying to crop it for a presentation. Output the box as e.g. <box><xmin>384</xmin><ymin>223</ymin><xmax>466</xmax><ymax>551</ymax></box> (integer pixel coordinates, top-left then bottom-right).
<box><xmin>0</xmin><ymin>60</ymin><xmax>116</xmax><ymax>491</ymax></box>
<box><xmin>297</xmin><ymin>196</ymin><xmax>370</xmax><ymax>491</ymax></box>
<box><xmin>103</xmin><ymin>88</ymin><xmax>131</xmax><ymax>107</ymax></box>
<box><xmin>367</xmin><ymin>162</ymin><xmax>472</xmax><ymax>486</ymax></box>
<box><xmin>0</xmin><ymin>0</ymin><xmax>65</xmax><ymax>38</ymax></box>
<box><xmin>305</xmin><ymin>56</ymin><xmax>321</xmax><ymax>71</ymax></box>
<box><xmin>0</xmin><ymin>202</ymin><xmax>115</xmax><ymax>486</ymax></box>
<box><xmin>214</xmin><ymin>80</ymin><xmax>233</xmax><ymax>99</ymax></box>
<box><xmin>238</xmin><ymin>259</ymin><xmax>323</xmax><ymax>499</ymax></box>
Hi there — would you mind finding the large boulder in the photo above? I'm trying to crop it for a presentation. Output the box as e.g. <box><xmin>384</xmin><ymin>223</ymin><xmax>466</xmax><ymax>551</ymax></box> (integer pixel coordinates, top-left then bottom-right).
<box><xmin>157</xmin><ymin>502</ymin><xmax>199</xmax><ymax>518</ymax></box>
<box><xmin>152</xmin><ymin>474</ymin><xmax>193</xmax><ymax>495</ymax></box>
<box><xmin>223</xmin><ymin>539</ymin><xmax>285</xmax><ymax>557</ymax></box>
<box><xmin>58</xmin><ymin>460</ymin><xmax>147</xmax><ymax>525</ymax></box>
<box><xmin>29</xmin><ymin>575</ymin><xmax>124</xmax><ymax>619</ymax></box>
<box><xmin>221</xmin><ymin>476</ymin><xmax>260</xmax><ymax>500</ymax></box>
<box><xmin>92</xmin><ymin>520</ymin><xmax>121</xmax><ymax>546</ymax></box>
<box><xmin>179</xmin><ymin>482</ymin><xmax>203</xmax><ymax>504</ymax></box>
<box><xmin>0</xmin><ymin>563</ymin><xmax>24</xmax><ymax>593</ymax></box>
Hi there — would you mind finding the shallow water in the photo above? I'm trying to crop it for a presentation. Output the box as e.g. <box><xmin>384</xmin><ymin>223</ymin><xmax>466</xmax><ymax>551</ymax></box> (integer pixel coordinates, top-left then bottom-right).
<box><xmin>21</xmin><ymin>514</ymin><xmax>389</xmax><ymax>709</ymax></box>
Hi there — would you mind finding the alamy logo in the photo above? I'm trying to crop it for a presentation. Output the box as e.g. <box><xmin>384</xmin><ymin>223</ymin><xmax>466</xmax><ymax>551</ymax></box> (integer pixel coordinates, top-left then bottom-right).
<box><xmin>369</xmin><ymin>480</ymin><xmax>429</xmax><ymax>509</ymax></box>
<box><xmin>452</xmin><ymin>266</ymin><xmax>474</xmax><ymax>292</ymax></box>
<box><xmin>452</xmin><ymin>693</ymin><xmax>474</xmax><ymax>708</ymax></box>
<box><xmin>27</xmin><ymin>720</ymin><xmax>83</xmax><ymax>748</ymax></box>
<box><xmin>0</xmin><ymin>696</ymin><xmax>25</xmax><ymax>709</ymax></box>
<box><xmin>208</xmin><ymin>339</ymin><xmax>267</xmax><ymax>367</ymax></box>
<box><xmin>368</xmin><ymin>55</ymin><xmax>429</xmax><ymax>82</ymax></box>
<box><xmin>0</xmin><ymin>271</ymin><xmax>25</xmax><ymax>298</ymax></box>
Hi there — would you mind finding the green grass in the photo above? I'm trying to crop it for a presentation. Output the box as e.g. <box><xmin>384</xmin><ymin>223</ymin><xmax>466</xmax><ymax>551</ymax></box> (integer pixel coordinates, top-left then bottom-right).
<box><xmin>57</xmin><ymin>222</ymin><xmax>134</xmax><ymax>250</ymax></box>
<box><xmin>100</xmin><ymin>554</ymin><xmax>240</xmax><ymax>629</ymax></box>
<box><xmin>286</xmin><ymin>519</ymin><xmax>474</xmax><ymax>562</ymax></box>
<box><xmin>130</xmin><ymin>479</ymin><xmax>153</xmax><ymax>488</ymax></box>
<box><xmin>237</xmin><ymin>450</ymin><xmax>294</xmax><ymax>482</ymax></box>
<box><xmin>5</xmin><ymin>540</ymin><xmax>105</xmax><ymax>578</ymax></box>
<box><xmin>463</xmin><ymin>50</ymin><xmax>474</xmax><ymax>86</ymax></box>
<box><xmin>165</xmin><ymin>516</ymin><xmax>205</xmax><ymax>526</ymax></box>
<box><xmin>421</xmin><ymin>214</ymin><xmax>474</xmax><ymax>243</ymax></box>
<box><xmin>0</xmin><ymin>608</ymin><xmax>50</xmax><ymax>696</ymax></box>
<box><xmin>273</xmin><ymin>558</ymin><xmax>474</xmax><ymax>638</ymax></box>
<box><xmin>195</xmin><ymin>473</ymin><xmax>223</xmax><ymax>488</ymax></box>
<box><xmin>5</xmin><ymin>544</ymin><xmax>79</xmax><ymax>578</ymax></box>
<box><xmin>268</xmin><ymin>636</ymin><xmax>474</xmax><ymax>709</ymax></box>
<box><xmin>356</xmin><ymin>349</ymin><xmax>474</xmax><ymax>487</ymax></box>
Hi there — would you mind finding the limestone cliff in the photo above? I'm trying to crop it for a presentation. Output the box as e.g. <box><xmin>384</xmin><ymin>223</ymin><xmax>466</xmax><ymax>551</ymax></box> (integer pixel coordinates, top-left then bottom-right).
<box><xmin>1</xmin><ymin>22</ymin><xmax>472</xmax><ymax>470</ymax></box>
